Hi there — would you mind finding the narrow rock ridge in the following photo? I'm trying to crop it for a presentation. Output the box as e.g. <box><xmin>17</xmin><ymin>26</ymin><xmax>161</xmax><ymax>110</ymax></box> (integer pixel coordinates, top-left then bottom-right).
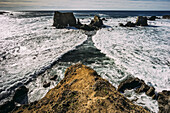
<box><xmin>13</xmin><ymin>64</ymin><xmax>149</xmax><ymax>113</ymax></box>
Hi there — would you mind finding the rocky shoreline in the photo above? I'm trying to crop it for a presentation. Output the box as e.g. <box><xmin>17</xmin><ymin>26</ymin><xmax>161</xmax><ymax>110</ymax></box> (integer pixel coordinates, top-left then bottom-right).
<box><xmin>1</xmin><ymin>64</ymin><xmax>169</xmax><ymax>113</ymax></box>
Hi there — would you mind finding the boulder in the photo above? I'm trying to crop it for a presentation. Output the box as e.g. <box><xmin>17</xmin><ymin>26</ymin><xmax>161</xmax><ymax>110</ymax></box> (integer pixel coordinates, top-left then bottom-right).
<box><xmin>135</xmin><ymin>16</ymin><xmax>148</xmax><ymax>26</ymax></box>
<box><xmin>43</xmin><ymin>82</ymin><xmax>51</xmax><ymax>88</ymax></box>
<box><xmin>157</xmin><ymin>90</ymin><xmax>170</xmax><ymax>113</ymax></box>
<box><xmin>13</xmin><ymin>64</ymin><xmax>149</xmax><ymax>113</ymax></box>
<box><xmin>162</xmin><ymin>15</ymin><xmax>170</xmax><ymax>19</ymax></box>
<box><xmin>53</xmin><ymin>11</ymin><xmax>76</xmax><ymax>28</ymax></box>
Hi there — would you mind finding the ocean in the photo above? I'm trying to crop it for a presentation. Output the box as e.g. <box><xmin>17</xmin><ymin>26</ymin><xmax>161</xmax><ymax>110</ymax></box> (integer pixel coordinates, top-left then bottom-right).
<box><xmin>0</xmin><ymin>11</ymin><xmax>170</xmax><ymax>112</ymax></box>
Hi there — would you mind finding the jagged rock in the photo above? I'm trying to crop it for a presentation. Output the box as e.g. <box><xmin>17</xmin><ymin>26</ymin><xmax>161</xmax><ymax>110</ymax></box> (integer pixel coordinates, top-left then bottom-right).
<box><xmin>43</xmin><ymin>82</ymin><xmax>51</xmax><ymax>88</ymax></box>
<box><xmin>162</xmin><ymin>15</ymin><xmax>170</xmax><ymax>19</ymax></box>
<box><xmin>13</xmin><ymin>64</ymin><xmax>149</xmax><ymax>113</ymax></box>
<box><xmin>148</xmin><ymin>16</ymin><xmax>157</xmax><ymax>21</ymax></box>
<box><xmin>135</xmin><ymin>83</ymin><xmax>150</xmax><ymax>94</ymax></box>
<box><xmin>53</xmin><ymin>11</ymin><xmax>76</xmax><ymax>28</ymax></box>
<box><xmin>135</xmin><ymin>16</ymin><xmax>148</xmax><ymax>26</ymax></box>
<box><xmin>90</xmin><ymin>15</ymin><xmax>103</xmax><ymax>28</ymax></box>
<box><xmin>157</xmin><ymin>90</ymin><xmax>170</xmax><ymax>113</ymax></box>
<box><xmin>117</xmin><ymin>77</ymin><xmax>145</xmax><ymax>93</ymax></box>
<box><xmin>119</xmin><ymin>23</ymin><xmax>124</xmax><ymax>27</ymax></box>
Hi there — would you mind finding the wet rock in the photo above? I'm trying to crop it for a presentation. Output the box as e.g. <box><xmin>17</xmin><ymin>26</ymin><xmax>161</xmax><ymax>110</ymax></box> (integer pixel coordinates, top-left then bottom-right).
<box><xmin>162</xmin><ymin>15</ymin><xmax>170</xmax><ymax>19</ymax></box>
<box><xmin>53</xmin><ymin>11</ymin><xmax>76</xmax><ymax>28</ymax></box>
<box><xmin>0</xmin><ymin>11</ymin><xmax>7</xmax><ymax>15</ymax></box>
<box><xmin>135</xmin><ymin>83</ymin><xmax>150</xmax><ymax>94</ymax></box>
<box><xmin>125</xmin><ymin>21</ymin><xmax>136</xmax><ymax>27</ymax></box>
<box><xmin>0</xmin><ymin>100</ymin><xmax>15</xmax><ymax>113</ymax></box>
<box><xmin>43</xmin><ymin>82</ymin><xmax>51</xmax><ymax>88</ymax></box>
<box><xmin>117</xmin><ymin>77</ymin><xmax>145</xmax><ymax>93</ymax></box>
<box><xmin>135</xmin><ymin>16</ymin><xmax>148</xmax><ymax>26</ymax></box>
<box><xmin>146</xmin><ymin>87</ymin><xmax>155</xmax><ymax>97</ymax></box>
<box><xmin>13</xmin><ymin>86</ymin><xmax>29</xmax><ymax>104</ymax></box>
<box><xmin>49</xmin><ymin>75</ymin><xmax>58</xmax><ymax>80</ymax></box>
<box><xmin>157</xmin><ymin>90</ymin><xmax>170</xmax><ymax>113</ymax></box>
<box><xmin>102</xmin><ymin>18</ymin><xmax>107</xmax><ymax>21</ymax></box>
<box><xmin>148</xmin><ymin>16</ymin><xmax>157</xmax><ymax>21</ymax></box>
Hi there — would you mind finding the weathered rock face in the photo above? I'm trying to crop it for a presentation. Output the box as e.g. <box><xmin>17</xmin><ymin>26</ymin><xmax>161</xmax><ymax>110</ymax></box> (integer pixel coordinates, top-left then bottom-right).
<box><xmin>13</xmin><ymin>64</ymin><xmax>149</xmax><ymax>113</ymax></box>
<box><xmin>158</xmin><ymin>90</ymin><xmax>170</xmax><ymax>113</ymax></box>
<box><xmin>53</xmin><ymin>11</ymin><xmax>76</xmax><ymax>28</ymax></box>
<box><xmin>162</xmin><ymin>15</ymin><xmax>170</xmax><ymax>19</ymax></box>
<box><xmin>135</xmin><ymin>16</ymin><xmax>148</xmax><ymax>26</ymax></box>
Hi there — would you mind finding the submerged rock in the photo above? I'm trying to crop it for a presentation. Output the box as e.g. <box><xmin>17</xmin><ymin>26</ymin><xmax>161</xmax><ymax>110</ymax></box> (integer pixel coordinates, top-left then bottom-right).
<box><xmin>13</xmin><ymin>64</ymin><xmax>149</xmax><ymax>113</ymax></box>
<box><xmin>162</xmin><ymin>15</ymin><xmax>170</xmax><ymax>19</ymax></box>
<box><xmin>53</xmin><ymin>11</ymin><xmax>76</xmax><ymax>28</ymax></box>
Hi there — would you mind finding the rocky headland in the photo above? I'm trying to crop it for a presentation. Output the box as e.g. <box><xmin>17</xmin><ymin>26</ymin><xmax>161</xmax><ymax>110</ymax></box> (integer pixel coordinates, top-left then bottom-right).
<box><xmin>11</xmin><ymin>64</ymin><xmax>149</xmax><ymax>113</ymax></box>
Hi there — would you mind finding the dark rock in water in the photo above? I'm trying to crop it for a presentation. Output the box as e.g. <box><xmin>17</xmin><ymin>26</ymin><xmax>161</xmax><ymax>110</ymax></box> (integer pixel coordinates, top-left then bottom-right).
<box><xmin>146</xmin><ymin>87</ymin><xmax>155</xmax><ymax>97</ymax></box>
<box><xmin>135</xmin><ymin>16</ymin><xmax>148</xmax><ymax>26</ymax></box>
<box><xmin>43</xmin><ymin>82</ymin><xmax>51</xmax><ymax>88</ymax></box>
<box><xmin>125</xmin><ymin>21</ymin><xmax>136</xmax><ymax>27</ymax></box>
<box><xmin>148</xmin><ymin>16</ymin><xmax>157</xmax><ymax>21</ymax></box>
<box><xmin>89</xmin><ymin>15</ymin><xmax>103</xmax><ymax>28</ymax></box>
<box><xmin>0</xmin><ymin>11</ymin><xmax>7</xmax><ymax>15</ymax></box>
<box><xmin>80</xmin><ymin>24</ymin><xmax>97</xmax><ymax>31</ymax></box>
<box><xmin>162</xmin><ymin>15</ymin><xmax>170</xmax><ymax>19</ymax></box>
<box><xmin>135</xmin><ymin>83</ymin><xmax>150</xmax><ymax>94</ymax></box>
<box><xmin>0</xmin><ymin>100</ymin><xmax>15</xmax><ymax>113</ymax></box>
<box><xmin>157</xmin><ymin>90</ymin><xmax>170</xmax><ymax>113</ymax></box>
<box><xmin>102</xmin><ymin>18</ymin><xmax>107</xmax><ymax>21</ymax></box>
<box><xmin>49</xmin><ymin>75</ymin><xmax>58</xmax><ymax>80</ymax></box>
<box><xmin>119</xmin><ymin>23</ymin><xmax>124</xmax><ymax>27</ymax></box>
<box><xmin>13</xmin><ymin>86</ymin><xmax>29</xmax><ymax>103</ymax></box>
<box><xmin>53</xmin><ymin>11</ymin><xmax>76</xmax><ymax>28</ymax></box>
<box><xmin>117</xmin><ymin>77</ymin><xmax>145</xmax><ymax>93</ymax></box>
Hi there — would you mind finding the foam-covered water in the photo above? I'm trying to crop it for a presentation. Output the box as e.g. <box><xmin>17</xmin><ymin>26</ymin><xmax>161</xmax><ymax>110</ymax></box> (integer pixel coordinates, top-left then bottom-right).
<box><xmin>0</xmin><ymin>11</ymin><xmax>170</xmax><ymax>112</ymax></box>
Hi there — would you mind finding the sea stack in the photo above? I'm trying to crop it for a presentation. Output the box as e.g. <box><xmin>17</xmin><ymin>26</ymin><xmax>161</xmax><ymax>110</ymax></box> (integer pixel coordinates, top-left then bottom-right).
<box><xmin>13</xmin><ymin>64</ymin><xmax>149</xmax><ymax>113</ymax></box>
<box><xmin>53</xmin><ymin>11</ymin><xmax>76</xmax><ymax>28</ymax></box>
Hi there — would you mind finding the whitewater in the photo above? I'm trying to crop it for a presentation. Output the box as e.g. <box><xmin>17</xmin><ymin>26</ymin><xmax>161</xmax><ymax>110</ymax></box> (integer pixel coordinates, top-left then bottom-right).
<box><xmin>0</xmin><ymin>11</ymin><xmax>170</xmax><ymax>112</ymax></box>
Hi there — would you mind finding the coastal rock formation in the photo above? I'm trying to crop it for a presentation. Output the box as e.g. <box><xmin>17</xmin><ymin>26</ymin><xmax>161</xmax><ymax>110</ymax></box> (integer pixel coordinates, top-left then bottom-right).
<box><xmin>135</xmin><ymin>16</ymin><xmax>148</xmax><ymax>26</ymax></box>
<box><xmin>13</xmin><ymin>64</ymin><xmax>149</xmax><ymax>113</ymax></box>
<box><xmin>119</xmin><ymin>16</ymin><xmax>148</xmax><ymax>27</ymax></box>
<box><xmin>157</xmin><ymin>90</ymin><xmax>170</xmax><ymax>113</ymax></box>
<box><xmin>53</xmin><ymin>11</ymin><xmax>76</xmax><ymax>28</ymax></box>
<box><xmin>89</xmin><ymin>15</ymin><xmax>103</xmax><ymax>28</ymax></box>
<box><xmin>117</xmin><ymin>77</ymin><xmax>157</xmax><ymax>99</ymax></box>
<box><xmin>162</xmin><ymin>15</ymin><xmax>170</xmax><ymax>19</ymax></box>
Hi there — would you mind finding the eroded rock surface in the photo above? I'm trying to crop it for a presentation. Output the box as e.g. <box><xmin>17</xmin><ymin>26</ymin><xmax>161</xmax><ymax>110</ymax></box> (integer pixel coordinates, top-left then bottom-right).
<box><xmin>13</xmin><ymin>64</ymin><xmax>149</xmax><ymax>113</ymax></box>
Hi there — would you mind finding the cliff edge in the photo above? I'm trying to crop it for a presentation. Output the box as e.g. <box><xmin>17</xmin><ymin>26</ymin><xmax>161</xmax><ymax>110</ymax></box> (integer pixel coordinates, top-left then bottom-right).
<box><xmin>13</xmin><ymin>64</ymin><xmax>149</xmax><ymax>113</ymax></box>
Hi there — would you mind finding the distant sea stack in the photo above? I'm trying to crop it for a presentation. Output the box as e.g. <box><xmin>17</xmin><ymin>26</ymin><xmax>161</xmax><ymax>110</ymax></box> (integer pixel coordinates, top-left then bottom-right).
<box><xmin>162</xmin><ymin>15</ymin><xmax>170</xmax><ymax>19</ymax></box>
<box><xmin>13</xmin><ymin>64</ymin><xmax>149</xmax><ymax>113</ymax></box>
<box><xmin>53</xmin><ymin>11</ymin><xmax>76</xmax><ymax>28</ymax></box>
<box><xmin>53</xmin><ymin>11</ymin><xmax>104</xmax><ymax>31</ymax></box>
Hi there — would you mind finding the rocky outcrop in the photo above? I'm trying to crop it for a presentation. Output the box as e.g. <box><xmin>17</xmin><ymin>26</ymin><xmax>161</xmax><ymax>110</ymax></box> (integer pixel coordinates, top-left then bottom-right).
<box><xmin>76</xmin><ymin>15</ymin><xmax>104</xmax><ymax>31</ymax></box>
<box><xmin>157</xmin><ymin>90</ymin><xmax>170</xmax><ymax>113</ymax></box>
<box><xmin>135</xmin><ymin>16</ymin><xmax>148</xmax><ymax>26</ymax></box>
<box><xmin>118</xmin><ymin>77</ymin><xmax>157</xmax><ymax>99</ymax></box>
<box><xmin>13</xmin><ymin>64</ymin><xmax>149</xmax><ymax>113</ymax></box>
<box><xmin>118</xmin><ymin>77</ymin><xmax>170</xmax><ymax>113</ymax></box>
<box><xmin>53</xmin><ymin>11</ymin><xmax>76</xmax><ymax>28</ymax></box>
<box><xmin>162</xmin><ymin>15</ymin><xmax>170</xmax><ymax>19</ymax></box>
<box><xmin>119</xmin><ymin>16</ymin><xmax>148</xmax><ymax>27</ymax></box>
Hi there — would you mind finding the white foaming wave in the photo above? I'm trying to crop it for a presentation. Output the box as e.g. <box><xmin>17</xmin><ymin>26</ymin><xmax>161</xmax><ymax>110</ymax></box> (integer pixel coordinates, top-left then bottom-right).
<box><xmin>0</xmin><ymin>14</ymin><xmax>87</xmax><ymax>104</ymax></box>
<box><xmin>92</xmin><ymin>17</ymin><xmax>170</xmax><ymax>112</ymax></box>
